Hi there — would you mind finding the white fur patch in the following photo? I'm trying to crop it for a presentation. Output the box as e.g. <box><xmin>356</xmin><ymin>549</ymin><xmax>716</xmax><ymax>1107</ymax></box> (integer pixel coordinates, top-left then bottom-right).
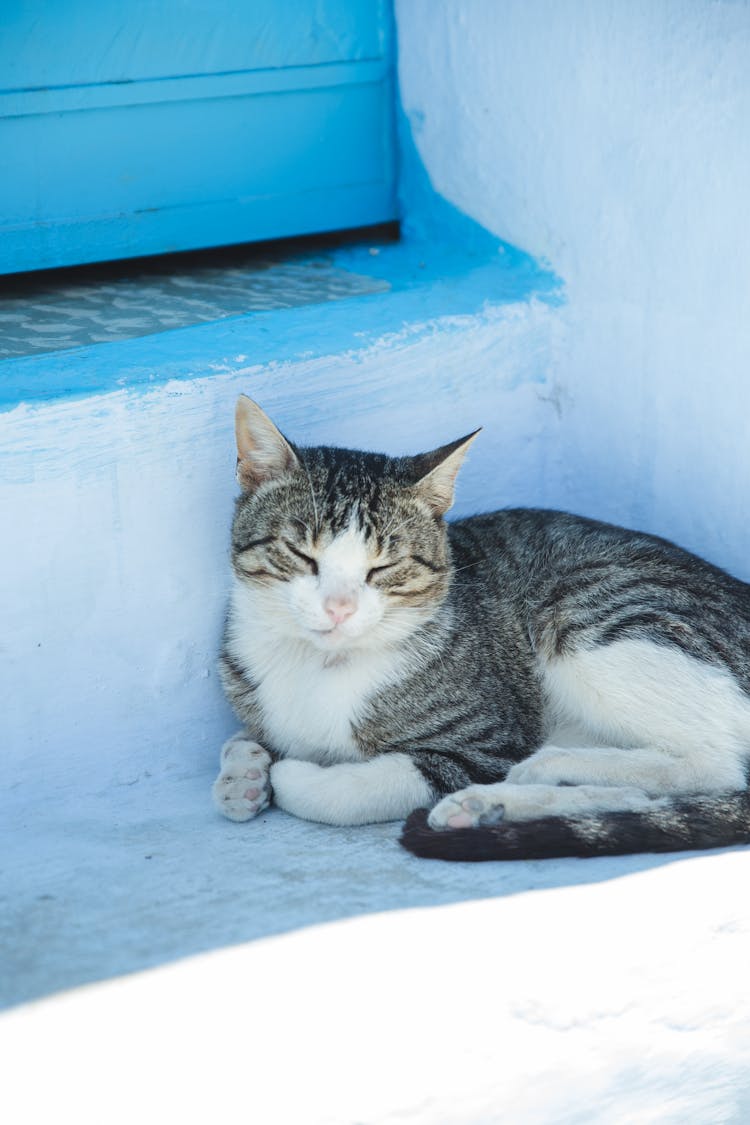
<box><xmin>232</xmin><ymin>620</ymin><xmax>403</xmax><ymax>763</ymax></box>
<box><xmin>540</xmin><ymin>638</ymin><xmax>750</xmax><ymax>791</ymax></box>
<box><xmin>428</xmin><ymin>781</ymin><xmax>660</xmax><ymax>829</ymax></box>
<box><xmin>271</xmin><ymin>753</ymin><xmax>432</xmax><ymax>825</ymax></box>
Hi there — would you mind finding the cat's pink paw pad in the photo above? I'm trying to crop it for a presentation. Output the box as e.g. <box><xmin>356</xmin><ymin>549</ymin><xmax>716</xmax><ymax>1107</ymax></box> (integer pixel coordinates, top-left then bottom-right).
<box><xmin>213</xmin><ymin>735</ymin><xmax>272</xmax><ymax>822</ymax></box>
<box><xmin>445</xmin><ymin>811</ymin><xmax>476</xmax><ymax>829</ymax></box>
<box><xmin>427</xmin><ymin>789</ymin><xmax>504</xmax><ymax>831</ymax></box>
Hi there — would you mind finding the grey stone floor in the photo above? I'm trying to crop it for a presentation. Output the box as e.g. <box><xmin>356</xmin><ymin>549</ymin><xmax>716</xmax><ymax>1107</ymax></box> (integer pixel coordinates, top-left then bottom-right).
<box><xmin>0</xmin><ymin>238</ymin><xmax>390</xmax><ymax>359</ymax></box>
<box><xmin>1</xmin><ymin>762</ymin><xmax>632</xmax><ymax>1010</ymax></box>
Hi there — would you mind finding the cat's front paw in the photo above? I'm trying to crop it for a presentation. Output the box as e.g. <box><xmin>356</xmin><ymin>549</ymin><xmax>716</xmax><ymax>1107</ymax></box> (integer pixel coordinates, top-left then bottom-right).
<box><xmin>212</xmin><ymin>734</ymin><xmax>272</xmax><ymax>822</ymax></box>
<box><xmin>427</xmin><ymin>784</ymin><xmax>507</xmax><ymax>831</ymax></box>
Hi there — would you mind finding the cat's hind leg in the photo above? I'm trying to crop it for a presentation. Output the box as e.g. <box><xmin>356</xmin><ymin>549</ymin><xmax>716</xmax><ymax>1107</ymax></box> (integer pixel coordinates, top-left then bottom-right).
<box><xmin>212</xmin><ymin>733</ymin><xmax>272</xmax><ymax>822</ymax></box>
<box><xmin>428</xmin><ymin>781</ymin><xmax>661</xmax><ymax>830</ymax></box>
<box><xmin>535</xmin><ymin>638</ymin><xmax>750</xmax><ymax>794</ymax></box>
<box><xmin>504</xmin><ymin>743</ymin><xmax>748</xmax><ymax>793</ymax></box>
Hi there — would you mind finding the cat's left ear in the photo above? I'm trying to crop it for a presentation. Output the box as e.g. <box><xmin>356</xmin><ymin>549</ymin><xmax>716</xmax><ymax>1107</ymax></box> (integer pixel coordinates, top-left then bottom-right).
<box><xmin>235</xmin><ymin>395</ymin><xmax>299</xmax><ymax>490</ymax></box>
<box><xmin>411</xmin><ymin>429</ymin><xmax>481</xmax><ymax>516</ymax></box>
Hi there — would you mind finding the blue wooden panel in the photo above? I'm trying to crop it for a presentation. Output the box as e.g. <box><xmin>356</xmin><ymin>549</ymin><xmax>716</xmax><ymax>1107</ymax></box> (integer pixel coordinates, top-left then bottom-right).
<box><xmin>0</xmin><ymin>1</ymin><xmax>396</xmax><ymax>273</ymax></box>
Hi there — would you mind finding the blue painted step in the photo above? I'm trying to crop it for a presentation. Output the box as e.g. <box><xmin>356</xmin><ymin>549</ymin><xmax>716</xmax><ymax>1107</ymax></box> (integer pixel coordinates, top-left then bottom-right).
<box><xmin>0</xmin><ymin>232</ymin><xmax>559</xmax><ymax>409</ymax></box>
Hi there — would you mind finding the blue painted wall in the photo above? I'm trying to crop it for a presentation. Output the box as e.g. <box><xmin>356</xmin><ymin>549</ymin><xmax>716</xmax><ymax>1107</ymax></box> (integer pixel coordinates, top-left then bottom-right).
<box><xmin>0</xmin><ymin>0</ymin><xmax>397</xmax><ymax>273</ymax></box>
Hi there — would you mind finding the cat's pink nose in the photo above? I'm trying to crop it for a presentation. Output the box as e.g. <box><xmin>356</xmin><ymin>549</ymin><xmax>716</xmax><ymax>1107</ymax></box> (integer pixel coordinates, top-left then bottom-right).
<box><xmin>324</xmin><ymin>595</ymin><xmax>357</xmax><ymax>625</ymax></box>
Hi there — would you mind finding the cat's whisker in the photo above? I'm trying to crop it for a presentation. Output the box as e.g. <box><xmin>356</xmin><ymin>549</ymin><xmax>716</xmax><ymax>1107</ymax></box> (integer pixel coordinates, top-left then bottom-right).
<box><xmin>288</xmin><ymin>515</ymin><xmax>313</xmax><ymax>539</ymax></box>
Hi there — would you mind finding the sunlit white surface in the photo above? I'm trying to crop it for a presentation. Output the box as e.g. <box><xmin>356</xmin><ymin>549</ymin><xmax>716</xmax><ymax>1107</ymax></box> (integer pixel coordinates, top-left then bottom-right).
<box><xmin>2</xmin><ymin>850</ymin><xmax>750</xmax><ymax>1124</ymax></box>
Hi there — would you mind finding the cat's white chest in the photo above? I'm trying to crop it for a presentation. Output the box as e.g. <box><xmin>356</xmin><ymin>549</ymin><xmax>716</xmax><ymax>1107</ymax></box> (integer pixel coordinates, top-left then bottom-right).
<box><xmin>228</xmin><ymin>589</ymin><xmax>401</xmax><ymax>763</ymax></box>
<box><xmin>255</xmin><ymin>651</ymin><xmax>383</xmax><ymax>762</ymax></box>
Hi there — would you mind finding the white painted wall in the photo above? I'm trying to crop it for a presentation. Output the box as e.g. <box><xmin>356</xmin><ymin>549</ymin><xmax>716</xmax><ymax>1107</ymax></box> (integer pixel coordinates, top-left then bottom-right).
<box><xmin>397</xmin><ymin>0</ymin><xmax>750</xmax><ymax>577</ymax></box>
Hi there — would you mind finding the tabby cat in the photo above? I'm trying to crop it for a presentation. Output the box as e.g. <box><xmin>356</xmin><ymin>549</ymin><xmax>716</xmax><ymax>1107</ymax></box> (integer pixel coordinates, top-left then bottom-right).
<box><xmin>213</xmin><ymin>396</ymin><xmax>750</xmax><ymax>860</ymax></box>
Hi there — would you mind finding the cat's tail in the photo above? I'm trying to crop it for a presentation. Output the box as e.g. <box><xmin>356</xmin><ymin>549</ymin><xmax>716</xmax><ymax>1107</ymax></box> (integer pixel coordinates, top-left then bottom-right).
<box><xmin>399</xmin><ymin>791</ymin><xmax>750</xmax><ymax>861</ymax></box>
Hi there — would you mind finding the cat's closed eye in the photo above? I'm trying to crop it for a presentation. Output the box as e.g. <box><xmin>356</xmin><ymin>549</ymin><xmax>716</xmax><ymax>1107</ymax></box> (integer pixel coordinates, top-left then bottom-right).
<box><xmin>366</xmin><ymin>561</ymin><xmax>399</xmax><ymax>582</ymax></box>
<box><xmin>283</xmin><ymin>540</ymin><xmax>319</xmax><ymax>575</ymax></box>
<box><xmin>235</xmin><ymin>535</ymin><xmax>318</xmax><ymax>581</ymax></box>
<box><xmin>279</xmin><ymin>540</ymin><xmax>319</xmax><ymax>576</ymax></box>
<box><xmin>367</xmin><ymin>555</ymin><xmax>445</xmax><ymax>586</ymax></box>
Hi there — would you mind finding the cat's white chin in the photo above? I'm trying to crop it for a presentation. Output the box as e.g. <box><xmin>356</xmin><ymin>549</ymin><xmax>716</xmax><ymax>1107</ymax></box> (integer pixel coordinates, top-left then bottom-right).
<box><xmin>305</xmin><ymin>625</ymin><xmax>360</xmax><ymax>650</ymax></box>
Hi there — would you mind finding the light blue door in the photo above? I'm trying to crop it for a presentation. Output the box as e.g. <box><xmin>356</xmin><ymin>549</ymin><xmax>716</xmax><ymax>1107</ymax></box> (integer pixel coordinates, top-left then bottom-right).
<box><xmin>0</xmin><ymin>1</ymin><xmax>397</xmax><ymax>274</ymax></box>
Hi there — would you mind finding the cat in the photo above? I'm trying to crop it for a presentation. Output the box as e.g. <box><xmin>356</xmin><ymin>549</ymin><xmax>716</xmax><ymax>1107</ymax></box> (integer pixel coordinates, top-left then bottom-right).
<box><xmin>212</xmin><ymin>395</ymin><xmax>750</xmax><ymax>860</ymax></box>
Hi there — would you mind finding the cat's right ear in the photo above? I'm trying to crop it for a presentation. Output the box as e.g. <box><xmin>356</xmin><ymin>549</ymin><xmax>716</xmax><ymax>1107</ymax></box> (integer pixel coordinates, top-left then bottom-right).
<box><xmin>411</xmin><ymin>429</ymin><xmax>481</xmax><ymax>516</ymax></box>
<box><xmin>234</xmin><ymin>395</ymin><xmax>299</xmax><ymax>491</ymax></box>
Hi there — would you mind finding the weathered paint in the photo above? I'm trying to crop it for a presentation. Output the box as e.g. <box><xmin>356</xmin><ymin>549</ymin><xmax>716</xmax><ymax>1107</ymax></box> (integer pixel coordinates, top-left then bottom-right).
<box><xmin>0</xmin><ymin>234</ymin><xmax>559</xmax><ymax>408</ymax></box>
<box><xmin>1</xmin><ymin>0</ymin><xmax>397</xmax><ymax>272</ymax></box>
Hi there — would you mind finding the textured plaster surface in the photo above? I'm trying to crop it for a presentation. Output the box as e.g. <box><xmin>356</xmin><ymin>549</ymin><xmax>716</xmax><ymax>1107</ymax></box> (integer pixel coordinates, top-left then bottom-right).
<box><xmin>397</xmin><ymin>0</ymin><xmax>750</xmax><ymax>580</ymax></box>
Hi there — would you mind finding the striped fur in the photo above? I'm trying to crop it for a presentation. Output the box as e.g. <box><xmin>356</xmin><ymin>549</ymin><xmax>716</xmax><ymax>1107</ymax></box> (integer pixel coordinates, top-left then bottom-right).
<box><xmin>216</xmin><ymin>398</ymin><xmax>750</xmax><ymax>859</ymax></box>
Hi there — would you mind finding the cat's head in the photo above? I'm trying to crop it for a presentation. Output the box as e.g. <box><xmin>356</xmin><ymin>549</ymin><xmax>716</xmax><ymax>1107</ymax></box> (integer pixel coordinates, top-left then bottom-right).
<box><xmin>230</xmin><ymin>396</ymin><xmax>479</xmax><ymax>653</ymax></box>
